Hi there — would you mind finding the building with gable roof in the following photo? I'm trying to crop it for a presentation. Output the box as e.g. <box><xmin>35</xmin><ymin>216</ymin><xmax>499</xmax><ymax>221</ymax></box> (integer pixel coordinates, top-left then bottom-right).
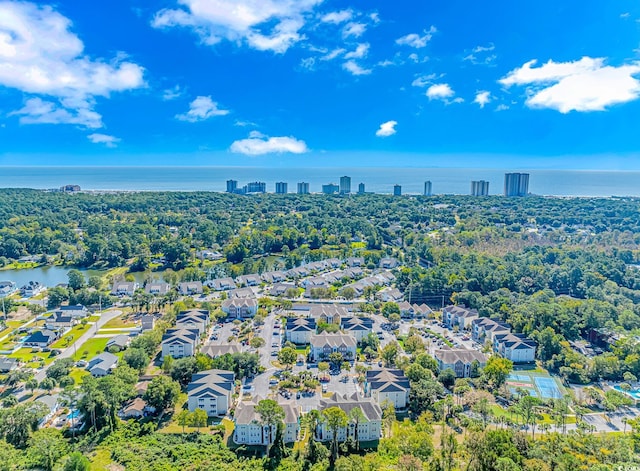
<box><xmin>365</xmin><ymin>369</ymin><xmax>410</xmax><ymax>409</ymax></box>
<box><xmin>187</xmin><ymin>369</ymin><xmax>235</xmax><ymax>416</ymax></box>
<box><xmin>316</xmin><ymin>393</ymin><xmax>382</xmax><ymax>443</ymax></box>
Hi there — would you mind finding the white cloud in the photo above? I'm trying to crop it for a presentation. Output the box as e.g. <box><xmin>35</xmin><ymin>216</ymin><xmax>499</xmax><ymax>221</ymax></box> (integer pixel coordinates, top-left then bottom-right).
<box><xmin>176</xmin><ymin>96</ymin><xmax>229</xmax><ymax>122</ymax></box>
<box><xmin>230</xmin><ymin>133</ymin><xmax>308</xmax><ymax>155</ymax></box>
<box><xmin>375</xmin><ymin>120</ymin><xmax>397</xmax><ymax>137</ymax></box>
<box><xmin>344</xmin><ymin>43</ymin><xmax>369</xmax><ymax>59</ymax></box>
<box><xmin>426</xmin><ymin>83</ymin><xmax>455</xmax><ymax>100</ymax></box>
<box><xmin>342</xmin><ymin>22</ymin><xmax>367</xmax><ymax>38</ymax></box>
<box><xmin>152</xmin><ymin>0</ymin><xmax>322</xmax><ymax>54</ymax></box>
<box><xmin>474</xmin><ymin>91</ymin><xmax>491</xmax><ymax>108</ymax></box>
<box><xmin>87</xmin><ymin>133</ymin><xmax>121</xmax><ymax>147</ymax></box>
<box><xmin>342</xmin><ymin>60</ymin><xmax>371</xmax><ymax>76</ymax></box>
<box><xmin>621</xmin><ymin>12</ymin><xmax>630</xmax><ymax>19</ymax></box>
<box><xmin>411</xmin><ymin>74</ymin><xmax>436</xmax><ymax>87</ymax></box>
<box><xmin>320</xmin><ymin>10</ymin><xmax>352</xmax><ymax>24</ymax></box>
<box><xmin>235</xmin><ymin>119</ymin><xmax>257</xmax><ymax>127</ymax></box>
<box><xmin>0</xmin><ymin>2</ymin><xmax>145</xmax><ymax>128</ymax></box>
<box><xmin>162</xmin><ymin>85</ymin><xmax>183</xmax><ymax>101</ymax></box>
<box><xmin>499</xmin><ymin>57</ymin><xmax>640</xmax><ymax>113</ymax></box>
<box><xmin>473</xmin><ymin>44</ymin><xmax>495</xmax><ymax>53</ymax></box>
<box><xmin>395</xmin><ymin>26</ymin><xmax>436</xmax><ymax>48</ymax></box>
<box><xmin>299</xmin><ymin>57</ymin><xmax>316</xmax><ymax>70</ymax></box>
<box><xmin>495</xmin><ymin>104</ymin><xmax>509</xmax><ymax>111</ymax></box>
<box><xmin>320</xmin><ymin>48</ymin><xmax>346</xmax><ymax>61</ymax></box>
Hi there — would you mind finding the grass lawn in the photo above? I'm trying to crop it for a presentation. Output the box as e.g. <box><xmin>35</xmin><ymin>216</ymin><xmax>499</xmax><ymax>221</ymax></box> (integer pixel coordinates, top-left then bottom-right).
<box><xmin>103</xmin><ymin>315</ymin><xmax>137</xmax><ymax>329</ymax></box>
<box><xmin>72</xmin><ymin>337</ymin><xmax>108</xmax><ymax>361</ymax></box>
<box><xmin>70</xmin><ymin>367</ymin><xmax>90</xmax><ymax>385</ymax></box>
<box><xmin>50</xmin><ymin>324</ymin><xmax>90</xmax><ymax>349</ymax></box>
<box><xmin>8</xmin><ymin>347</ymin><xmax>55</xmax><ymax>365</ymax></box>
<box><xmin>87</xmin><ymin>315</ymin><xmax>101</xmax><ymax>323</ymax></box>
<box><xmin>89</xmin><ymin>448</ymin><xmax>113</xmax><ymax>471</ymax></box>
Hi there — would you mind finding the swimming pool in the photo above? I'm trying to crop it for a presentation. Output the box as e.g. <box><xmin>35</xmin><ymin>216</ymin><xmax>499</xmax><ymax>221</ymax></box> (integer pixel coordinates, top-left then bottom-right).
<box><xmin>67</xmin><ymin>410</ymin><xmax>81</xmax><ymax>420</ymax></box>
<box><xmin>614</xmin><ymin>385</ymin><xmax>640</xmax><ymax>400</ymax></box>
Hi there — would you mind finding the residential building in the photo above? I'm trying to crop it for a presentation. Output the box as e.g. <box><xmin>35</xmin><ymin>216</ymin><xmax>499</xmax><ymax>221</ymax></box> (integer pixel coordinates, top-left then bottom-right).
<box><xmin>424</xmin><ymin>181</ymin><xmax>433</xmax><ymax>196</ymax></box>
<box><xmin>226</xmin><ymin>179</ymin><xmax>238</xmax><ymax>193</ymax></box>
<box><xmin>393</xmin><ymin>184</ymin><xmax>402</xmax><ymax>196</ymax></box>
<box><xmin>261</xmin><ymin>271</ymin><xmax>286</xmax><ymax>284</ymax></box>
<box><xmin>176</xmin><ymin>310</ymin><xmax>210</xmax><ymax>335</ymax></box>
<box><xmin>145</xmin><ymin>282</ymin><xmax>171</xmax><ymax>295</ymax></box>
<box><xmin>375</xmin><ymin>287</ymin><xmax>403</xmax><ymax>302</ymax></box>
<box><xmin>233</xmin><ymin>399</ymin><xmax>299</xmax><ymax>445</ymax></box>
<box><xmin>54</xmin><ymin>305</ymin><xmax>89</xmax><ymax>319</ymax></box>
<box><xmin>197</xmin><ymin>250</ymin><xmax>223</xmax><ymax>261</ymax></box>
<box><xmin>340</xmin><ymin>317</ymin><xmax>373</xmax><ymax>342</ymax></box>
<box><xmin>88</xmin><ymin>352</ymin><xmax>119</xmax><ymax>377</ymax></box>
<box><xmin>270</xmin><ymin>282</ymin><xmax>296</xmax><ymax>297</ymax></box>
<box><xmin>36</xmin><ymin>394</ymin><xmax>60</xmax><ymax>426</ymax></box>
<box><xmin>21</xmin><ymin>281</ymin><xmax>45</xmax><ymax>297</ymax></box>
<box><xmin>297</xmin><ymin>182</ymin><xmax>310</xmax><ymax>194</ymax></box>
<box><xmin>493</xmin><ymin>333</ymin><xmax>537</xmax><ymax>363</ymax></box>
<box><xmin>106</xmin><ymin>334</ymin><xmax>130</xmax><ymax>352</ymax></box>
<box><xmin>221</xmin><ymin>297</ymin><xmax>258</xmax><ymax>318</ymax></box>
<box><xmin>141</xmin><ymin>315</ymin><xmax>155</xmax><ymax>331</ymax></box>
<box><xmin>379</xmin><ymin>257</ymin><xmax>399</xmax><ymax>269</ymax></box>
<box><xmin>0</xmin><ymin>357</ymin><xmax>18</xmax><ymax>373</ymax></box>
<box><xmin>119</xmin><ymin>397</ymin><xmax>150</xmax><ymax>419</ymax></box>
<box><xmin>111</xmin><ymin>281</ymin><xmax>139</xmax><ymax>296</ymax></box>
<box><xmin>161</xmin><ymin>328</ymin><xmax>199</xmax><ymax>359</ymax></box>
<box><xmin>45</xmin><ymin>312</ymin><xmax>76</xmax><ymax>330</ymax></box>
<box><xmin>229</xmin><ymin>287</ymin><xmax>255</xmax><ymax>299</ymax></box>
<box><xmin>443</xmin><ymin>305</ymin><xmax>479</xmax><ymax>330</ymax></box>
<box><xmin>471</xmin><ymin>180</ymin><xmax>490</xmax><ymax>196</ymax></box>
<box><xmin>208</xmin><ymin>278</ymin><xmax>237</xmax><ymax>291</ymax></box>
<box><xmin>187</xmin><ymin>369</ymin><xmax>235</xmax><ymax>416</ymax></box>
<box><xmin>245</xmin><ymin>181</ymin><xmax>266</xmax><ymax>193</ymax></box>
<box><xmin>309</xmin><ymin>304</ymin><xmax>349</xmax><ymax>324</ymax></box>
<box><xmin>316</xmin><ymin>393</ymin><xmax>382</xmax><ymax>443</ymax></box>
<box><xmin>275</xmin><ymin>182</ymin><xmax>288</xmax><ymax>194</ymax></box>
<box><xmin>340</xmin><ymin>176</ymin><xmax>351</xmax><ymax>194</ymax></box>
<box><xmin>434</xmin><ymin>349</ymin><xmax>487</xmax><ymax>378</ymax></box>
<box><xmin>322</xmin><ymin>183</ymin><xmax>339</xmax><ymax>194</ymax></box>
<box><xmin>23</xmin><ymin>329</ymin><xmax>58</xmax><ymax>347</ymax></box>
<box><xmin>0</xmin><ymin>281</ymin><xmax>17</xmax><ymax>297</ymax></box>
<box><xmin>398</xmin><ymin>301</ymin><xmax>432</xmax><ymax>319</ymax></box>
<box><xmin>201</xmin><ymin>343</ymin><xmax>242</xmax><ymax>358</ymax></box>
<box><xmin>346</xmin><ymin>257</ymin><xmax>364</xmax><ymax>267</ymax></box>
<box><xmin>309</xmin><ymin>332</ymin><xmax>357</xmax><ymax>362</ymax></box>
<box><xmin>178</xmin><ymin>281</ymin><xmax>203</xmax><ymax>296</ymax></box>
<box><xmin>504</xmin><ymin>172</ymin><xmax>529</xmax><ymax>197</ymax></box>
<box><xmin>472</xmin><ymin>317</ymin><xmax>511</xmax><ymax>343</ymax></box>
<box><xmin>365</xmin><ymin>369</ymin><xmax>410</xmax><ymax>409</ymax></box>
<box><xmin>286</xmin><ymin>317</ymin><xmax>316</xmax><ymax>345</ymax></box>
<box><xmin>358</xmin><ymin>183</ymin><xmax>365</xmax><ymax>194</ymax></box>
<box><xmin>236</xmin><ymin>274</ymin><xmax>261</xmax><ymax>287</ymax></box>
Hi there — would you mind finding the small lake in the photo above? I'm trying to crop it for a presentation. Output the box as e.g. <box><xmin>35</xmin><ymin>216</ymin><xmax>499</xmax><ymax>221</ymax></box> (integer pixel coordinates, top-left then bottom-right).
<box><xmin>0</xmin><ymin>266</ymin><xmax>152</xmax><ymax>288</ymax></box>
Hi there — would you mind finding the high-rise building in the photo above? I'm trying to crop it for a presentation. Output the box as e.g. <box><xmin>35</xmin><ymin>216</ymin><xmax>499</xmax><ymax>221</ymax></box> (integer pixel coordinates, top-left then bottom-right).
<box><xmin>275</xmin><ymin>182</ymin><xmax>288</xmax><ymax>194</ymax></box>
<box><xmin>322</xmin><ymin>183</ymin><xmax>339</xmax><ymax>194</ymax></box>
<box><xmin>424</xmin><ymin>181</ymin><xmax>433</xmax><ymax>196</ymax></box>
<box><xmin>393</xmin><ymin>184</ymin><xmax>402</xmax><ymax>196</ymax></box>
<box><xmin>340</xmin><ymin>176</ymin><xmax>351</xmax><ymax>194</ymax></box>
<box><xmin>504</xmin><ymin>173</ymin><xmax>530</xmax><ymax>197</ymax></box>
<box><xmin>245</xmin><ymin>181</ymin><xmax>266</xmax><ymax>193</ymax></box>
<box><xmin>358</xmin><ymin>183</ymin><xmax>366</xmax><ymax>194</ymax></box>
<box><xmin>297</xmin><ymin>182</ymin><xmax>309</xmax><ymax>194</ymax></box>
<box><xmin>226</xmin><ymin>179</ymin><xmax>238</xmax><ymax>193</ymax></box>
<box><xmin>471</xmin><ymin>180</ymin><xmax>490</xmax><ymax>196</ymax></box>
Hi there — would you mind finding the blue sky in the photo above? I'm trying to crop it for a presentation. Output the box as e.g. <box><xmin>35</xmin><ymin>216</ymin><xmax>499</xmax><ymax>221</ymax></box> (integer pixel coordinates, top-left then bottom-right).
<box><xmin>1</xmin><ymin>0</ymin><xmax>640</xmax><ymax>168</ymax></box>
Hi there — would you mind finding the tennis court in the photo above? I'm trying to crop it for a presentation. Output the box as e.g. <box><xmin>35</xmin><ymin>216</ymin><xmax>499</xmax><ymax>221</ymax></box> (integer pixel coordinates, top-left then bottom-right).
<box><xmin>508</xmin><ymin>374</ymin><xmax>532</xmax><ymax>383</ymax></box>
<box><xmin>534</xmin><ymin>376</ymin><xmax>562</xmax><ymax>399</ymax></box>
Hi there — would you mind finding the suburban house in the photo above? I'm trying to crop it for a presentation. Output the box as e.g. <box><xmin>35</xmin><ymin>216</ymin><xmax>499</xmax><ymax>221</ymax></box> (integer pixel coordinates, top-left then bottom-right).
<box><xmin>472</xmin><ymin>317</ymin><xmax>512</xmax><ymax>343</ymax></box>
<box><xmin>208</xmin><ymin>278</ymin><xmax>237</xmax><ymax>291</ymax></box>
<box><xmin>346</xmin><ymin>257</ymin><xmax>364</xmax><ymax>267</ymax></box>
<box><xmin>187</xmin><ymin>369</ymin><xmax>235</xmax><ymax>416</ymax></box>
<box><xmin>197</xmin><ymin>250</ymin><xmax>223</xmax><ymax>261</ymax></box>
<box><xmin>118</xmin><ymin>397</ymin><xmax>150</xmax><ymax>419</ymax></box>
<box><xmin>443</xmin><ymin>306</ymin><xmax>479</xmax><ymax>330</ymax></box>
<box><xmin>54</xmin><ymin>305</ymin><xmax>89</xmax><ymax>319</ymax></box>
<box><xmin>310</xmin><ymin>304</ymin><xmax>349</xmax><ymax>325</ymax></box>
<box><xmin>236</xmin><ymin>274</ymin><xmax>261</xmax><ymax>287</ymax></box>
<box><xmin>36</xmin><ymin>394</ymin><xmax>60</xmax><ymax>426</ymax></box>
<box><xmin>326</xmin><ymin>258</ymin><xmax>342</xmax><ymax>268</ymax></box>
<box><xmin>493</xmin><ymin>333</ymin><xmax>537</xmax><ymax>363</ymax></box>
<box><xmin>229</xmin><ymin>287</ymin><xmax>255</xmax><ymax>299</ymax></box>
<box><xmin>145</xmin><ymin>282</ymin><xmax>171</xmax><ymax>295</ymax></box>
<box><xmin>88</xmin><ymin>352</ymin><xmax>119</xmax><ymax>377</ymax></box>
<box><xmin>398</xmin><ymin>301</ymin><xmax>433</xmax><ymax>319</ymax></box>
<box><xmin>178</xmin><ymin>281</ymin><xmax>203</xmax><ymax>296</ymax></box>
<box><xmin>270</xmin><ymin>282</ymin><xmax>296</xmax><ymax>297</ymax></box>
<box><xmin>0</xmin><ymin>357</ymin><xmax>18</xmax><ymax>373</ymax></box>
<box><xmin>221</xmin><ymin>298</ymin><xmax>258</xmax><ymax>319</ymax></box>
<box><xmin>309</xmin><ymin>332</ymin><xmax>357</xmax><ymax>362</ymax></box>
<box><xmin>434</xmin><ymin>349</ymin><xmax>487</xmax><ymax>378</ymax></box>
<box><xmin>233</xmin><ymin>399</ymin><xmax>300</xmax><ymax>445</ymax></box>
<box><xmin>343</xmin><ymin>267</ymin><xmax>364</xmax><ymax>279</ymax></box>
<box><xmin>286</xmin><ymin>318</ymin><xmax>316</xmax><ymax>345</ymax></box>
<box><xmin>45</xmin><ymin>312</ymin><xmax>76</xmax><ymax>330</ymax></box>
<box><xmin>111</xmin><ymin>281</ymin><xmax>139</xmax><ymax>296</ymax></box>
<box><xmin>161</xmin><ymin>328</ymin><xmax>199</xmax><ymax>359</ymax></box>
<box><xmin>141</xmin><ymin>315</ymin><xmax>156</xmax><ymax>331</ymax></box>
<box><xmin>0</xmin><ymin>281</ymin><xmax>17</xmax><ymax>297</ymax></box>
<box><xmin>285</xmin><ymin>266</ymin><xmax>310</xmax><ymax>279</ymax></box>
<box><xmin>262</xmin><ymin>271</ymin><xmax>287</xmax><ymax>284</ymax></box>
<box><xmin>340</xmin><ymin>317</ymin><xmax>373</xmax><ymax>342</ymax></box>
<box><xmin>201</xmin><ymin>343</ymin><xmax>242</xmax><ymax>358</ymax></box>
<box><xmin>176</xmin><ymin>309</ymin><xmax>210</xmax><ymax>335</ymax></box>
<box><xmin>106</xmin><ymin>334</ymin><xmax>130</xmax><ymax>352</ymax></box>
<box><xmin>316</xmin><ymin>393</ymin><xmax>382</xmax><ymax>443</ymax></box>
<box><xmin>21</xmin><ymin>281</ymin><xmax>45</xmax><ymax>297</ymax></box>
<box><xmin>376</xmin><ymin>287</ymin><xmax>404</xmax><ymax>302</ymax></box>
<box><xmin>23</xmin><ymin>329</ymin><xmax>58</xmax><ymax>347</ymax></box>
<box><xmin>379</xmin><ymin>257</ymin><xmax>400</xmax><ymax>269</ymax></box>
<box><xmin>365</xmin><ymin>369</ymin><xmax>410</xmax><ymax>409</ymax></box>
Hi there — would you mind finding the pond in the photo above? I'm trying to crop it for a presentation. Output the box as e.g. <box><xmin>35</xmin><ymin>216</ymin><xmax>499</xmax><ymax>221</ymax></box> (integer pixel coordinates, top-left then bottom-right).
<box><xmin>0</xmin><ymin>266</ymin><xmax>153</xmax><ymax>288</ymax></box>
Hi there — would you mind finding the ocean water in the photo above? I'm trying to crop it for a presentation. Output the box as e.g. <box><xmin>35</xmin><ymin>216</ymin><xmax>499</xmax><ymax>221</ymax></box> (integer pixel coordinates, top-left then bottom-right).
<box><xmin>0</xmin><ymin>166</ymin><xmax>638</xmax><ymax>197</ymax></box>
